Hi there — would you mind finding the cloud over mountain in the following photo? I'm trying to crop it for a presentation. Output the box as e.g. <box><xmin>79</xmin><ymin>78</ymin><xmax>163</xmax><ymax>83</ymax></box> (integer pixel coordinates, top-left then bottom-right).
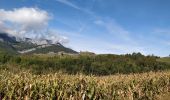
<box><xmin>0</xmin><ymin>7</ymin><xmax>69</xmax><ymax>44</ymax></box>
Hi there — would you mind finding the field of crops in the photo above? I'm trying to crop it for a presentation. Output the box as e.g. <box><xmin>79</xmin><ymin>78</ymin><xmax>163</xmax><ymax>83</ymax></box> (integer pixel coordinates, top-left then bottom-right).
<box><xmin>0</xmin><ymin>70</ymin><xmax>170</xmax><ymax>100</ymax></box>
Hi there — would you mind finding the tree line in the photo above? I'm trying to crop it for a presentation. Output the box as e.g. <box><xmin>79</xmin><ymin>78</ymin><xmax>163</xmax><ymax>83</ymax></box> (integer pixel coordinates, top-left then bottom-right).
<box><xmin>0</xmin><ymin>52</ymin><xmax>169</xmax><ymax>75</ymax></box>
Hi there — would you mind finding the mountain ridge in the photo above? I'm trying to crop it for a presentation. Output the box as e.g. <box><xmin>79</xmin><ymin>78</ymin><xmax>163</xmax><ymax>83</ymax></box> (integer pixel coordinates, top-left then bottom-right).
<box><xmin>0</xmin><ymin>33</ymin><xmax>77</xmax><ymax>54</ymax></box>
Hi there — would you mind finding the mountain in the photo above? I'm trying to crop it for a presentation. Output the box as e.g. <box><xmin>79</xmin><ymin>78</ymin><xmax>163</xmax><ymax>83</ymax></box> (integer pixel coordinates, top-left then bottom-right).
<box><xmin>0</xmin><ymin>33</ymin><xmax>77</xmax><ymax>55</ymax></box>
<box><xmin>0</xmin><ymin>33</ymin><xmax>17</xmax><ymax>43</ymax></box>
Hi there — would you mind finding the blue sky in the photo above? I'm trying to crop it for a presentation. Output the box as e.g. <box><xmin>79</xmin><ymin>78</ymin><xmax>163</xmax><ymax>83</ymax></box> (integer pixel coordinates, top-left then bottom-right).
<box><xmin>0</xmin><ymin>0</ymin><xmax>170</xmax><ymax>56</ymax></box>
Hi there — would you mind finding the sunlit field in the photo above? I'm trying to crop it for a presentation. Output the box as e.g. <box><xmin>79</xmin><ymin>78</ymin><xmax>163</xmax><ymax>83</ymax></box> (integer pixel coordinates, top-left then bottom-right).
<box><xmin>1</xmin><ymin>0</ymin><xmax>170</xmax><ymax>100</ymax></box>
<box><xmin>0</xmin><ymin>70</ymin><xmax>170</xmax><ymax>100</ymax></box>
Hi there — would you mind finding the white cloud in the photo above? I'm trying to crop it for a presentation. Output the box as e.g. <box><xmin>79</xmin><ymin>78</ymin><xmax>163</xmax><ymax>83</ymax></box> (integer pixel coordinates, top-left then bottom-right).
<box><xmin>68</xmin><ymin>34</ymin><xmax>147</xmax><ymax>55</ymax></box>
<box><xmin>0</xmin><ymin>21</ymin><xmax>7</xmax><ymax>33</ymax></box>
<box><xmin>0</xmin><ymin>7</ymin><xmax>50</xmax><ymax>33</ymax></box>
<box><xmin>55</xmin><ymin>0</ymin><xmax>81</xmax><ymax>10</ymax></box>
<box><xmin>0</xmin><ymin>21</ymin><xmax>15</xmax><ymax>34</ymax></box>
<box><xmin>55</xmin><ymin>0</ymin><xmax>95</xmax><ymax>15</ymax></box>
<box><xmin>45</xmin><ymin>30</ymin><xmax>69</xmax><ymax>44</ymax></box>
<box><xmin>94</xmin><ymin>19</ymin><xmax>133</xmax><ymax>42</ymax></box>
<box><xmin>92</xmin><ymin>18</ymin><xmax>151</xmax><ymax>55</ymax></box>
<box><xmin>0</xmin><ymin>7</ymin><xmax>69</xmax><ymax>44</ymax></box>
<box><xmin>153</xmin><ymin>28</ymin><xmax>170</xmax><ymax>35</ymax></box>
<box><xmin>94</xmin><ymin>20</ymin><xmax>104</xmax><ymax>25</ymax></box>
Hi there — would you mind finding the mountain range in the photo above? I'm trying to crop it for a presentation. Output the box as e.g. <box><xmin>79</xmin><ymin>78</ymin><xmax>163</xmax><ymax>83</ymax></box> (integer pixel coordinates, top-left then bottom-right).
<box><xmin>0</xmin><ymin>33</ymin><xmax>77</xmax><ymax>55</ymax></box>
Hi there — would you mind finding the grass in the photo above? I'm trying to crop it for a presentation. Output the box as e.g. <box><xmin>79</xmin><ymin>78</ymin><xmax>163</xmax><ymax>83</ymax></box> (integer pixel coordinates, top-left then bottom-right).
<box><xmin>157</xmin><ymin>57</ymin><xmax>170</xmax><ymax>64</ymax></box>
<box><xmin>0</xmin><ymin>70</ymin><xmax>170</xmax><ymax>100</ymax></box>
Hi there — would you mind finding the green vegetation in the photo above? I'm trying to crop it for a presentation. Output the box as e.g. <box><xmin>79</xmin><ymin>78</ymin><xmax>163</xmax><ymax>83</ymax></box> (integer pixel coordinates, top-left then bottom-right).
<box><xmin>0</xmin><ymin>42</ymin><xmax>18</xmax><ymax>54</ymax></box>
<box><xmin>0</xmin><ymin>52</ymin><xmax>170</xmax><ymax>99</ymax></box>
<box><xmin>12</xmin><ymin>42</ymin><xmax>38</xmax><ymax>51</ymax></box>
<box><xmin>157</xmin><ymin>57</ymin><xmax>170</xmax><ymax>64</ymax></box>
<box><xmin>0</xmin><ymin>52</ymin><xmax>170</xmax><ymax>75</ymax></box>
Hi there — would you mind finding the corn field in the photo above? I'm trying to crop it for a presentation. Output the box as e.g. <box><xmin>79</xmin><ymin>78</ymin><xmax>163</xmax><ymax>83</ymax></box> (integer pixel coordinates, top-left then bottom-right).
<box><xmin>0</xmin><ymin>70</ymin><xmax>170</xmax><ymax>100</ymax></box>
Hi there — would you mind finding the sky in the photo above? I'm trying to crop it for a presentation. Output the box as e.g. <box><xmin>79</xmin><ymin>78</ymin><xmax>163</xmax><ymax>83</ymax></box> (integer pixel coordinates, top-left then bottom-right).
<box><xmin>0</xmin><ymin>0</ymin><xmax>170</xmax><ymax>56</ymax></box>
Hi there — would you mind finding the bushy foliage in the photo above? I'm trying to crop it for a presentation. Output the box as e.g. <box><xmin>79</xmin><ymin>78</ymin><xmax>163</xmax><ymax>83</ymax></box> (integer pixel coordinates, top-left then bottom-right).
<box><xmin>0</xmin><ymin>52</ymin><xmax>12</xmax><ymax>64</ymax></box>
<box><xmin>0</xmin><ymin>52</ymin><xmax>169</xmax><ymax>75</ymax></box>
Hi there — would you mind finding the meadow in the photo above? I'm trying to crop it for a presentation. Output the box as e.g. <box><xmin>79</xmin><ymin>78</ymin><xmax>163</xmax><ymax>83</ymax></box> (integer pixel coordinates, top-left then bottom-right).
<box><xmin>0</xmin><ymin>52</ymin><xmax>170</xmax><ymax>100</ymax></box>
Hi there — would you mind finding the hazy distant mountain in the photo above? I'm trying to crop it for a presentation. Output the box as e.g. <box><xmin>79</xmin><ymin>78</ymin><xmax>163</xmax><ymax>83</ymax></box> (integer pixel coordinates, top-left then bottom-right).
<box><xmin>0</xmin><ymin>33</ymin><xmax>77</xmax><ymax>54</ymax></box>
<box><xmin>0</xmin><ymin>33</ymin><xmax>17</xmax><ymax>43</ymax></box>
